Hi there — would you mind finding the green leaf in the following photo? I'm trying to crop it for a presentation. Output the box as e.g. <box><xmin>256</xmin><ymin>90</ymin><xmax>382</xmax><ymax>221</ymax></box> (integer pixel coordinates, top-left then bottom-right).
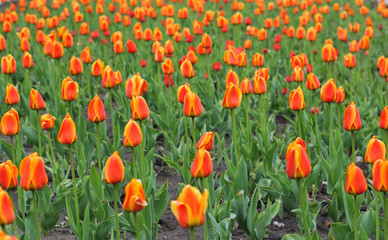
<box><xmin>41</xmin><ymin>196</ymin><xmax>66</xmax><ymax>233</ymax></box>
<box><xmin>281</xmin><ymin>234</ymin><xmax>304</xmax><ymax>240</ymax></box>
<box><xmin>154</xmin><ymin>181</ymin><xmax>170</xmax><ymax>221</ymax></box>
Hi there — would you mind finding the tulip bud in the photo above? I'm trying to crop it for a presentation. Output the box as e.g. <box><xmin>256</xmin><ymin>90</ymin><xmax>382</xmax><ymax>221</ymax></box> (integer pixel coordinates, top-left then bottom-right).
<box><xmin>30</xmin><ymin>89</ymin><xmax>46</xmax><ymax>110</ymax></box>
<box><xmin>240</xmin><ymin>78</ymin><xmax>252</xmax><ymax>95</ymax></box>
<box><xmin>0</xmin><ymin>108</ymin><xmax>20</xmax><ymax>136</ymax></box>
<box><xmin>180</xmin><ymin>59</ymin><xmax>195</xmax><ymax>79</ymax></box>
<box><xmin>286</xmin><ymin>137</ymin><xmax>311</xmax><ymax>179</ymax></box>
<box><xmin>81</xmin><ymin>47</ymin><xmax>93</xmax><ymax>64</ymax></box>
<box><xmin>196</xmin><ymin>132</ymin><xmax>214</xmax><ymax>151</ymax></box>
<box><xmin>255</xmin><ymin>67</ymin><xmax>269</xmax><ymax>82</ymax></box>
<box><xmin>372</xmin><ymin>159</ymin><xmax>388</xmax><ymax>192</ymax></box>
<box><xmin>61</xmin><ymin>77</ymin><xmax>79</xmax><ymax>102</ymax></box>
<box><xmin>104</xmin><ymin>151</ymin><xmax>124</xmax><ymax>184</ymax></box>
<box><xmin>365</xmin><ymin>136</ymin><xmax>386</xmax><ymax>164</ymax></box>
<box><xmin>183</xmin><ymin>92</ymin><xmax>203</xmax><ymax>117</ymax></box>
<box><xmin>22</xmin><ymin>51</ymin><xmax>34</xmax><ymax>69</ymax></box>
<box><xmin>344</xmin><ymin>53</ymin><xmax>356</xmax><ymax>69</ymax></box>
<box><xmin>320</xmin><ymin>78</ymin><xmax>337</xmax><ymax>103</ymax></box>
<box><xmin>57</xmin><ymin>113</ymin><xmax>78</xmax><ymax>145</ymax></box>
<box><xmin>0</xmin><ymin>161</ymin><xmax>18</xmax><ymax>189</ymax></box>
<box><xmin>0</xmin><ymin>187</ymin><xmax>15</xmax><ymax>225</ymax></box>
<box><xmin>292</xmin><ymin>66</ymin><xmax>304</xmax><ymax>82</ymax></box>
<box><xmin>343</xmin><ymin>102</ymin><xmax>362</xmax><ymax>132</ymax></box>
<box><xmin>5</xmin><ymin>84</ymin><xmax>19</xmax><ymax>105</ymax></box>
<box><xmin>91</xmin><ymin>59</ymin><xmax>104</xmax><ymax>76</ymax></box>
<box><xmin>123</xmin><ymin>119</ymin><xmax>142</xmax><ymax>148</ymax></box>
<box><xmin>289</xmin><ymin>87</ymin><xmax>306</xmax><ymax>111</ymax></box>
<box><xmin>222</xmin><ymin>83</ymin><xmax>242</xmax><ymax>109</ymax></box>
<box><xmin>123</xmin><ymin>178</ymin><xmax>147</xmax><ymax>212</ymax></box>
<box><xmin>380</xmin><ymin>59</ymin><xmax>388</xmax><ymax>77</ymax></box>
<box><xmin>88</xmin><ymin>95</ymin><xmax>106</xmax><ymax>123</ymax></box>
<box><xmin>69</xmin><ymin>56</ymin><xmax>83</xmax><ymax>75</ymax></box>
<box><xmin>345</xmin><ymin>163</ymin><xmax>367</xmax><ymax>195</ymax></box>
<box><xmin>311</xmin><ymin>107</ymin><xmax>319</xmax><ymax>115</ymax></box>
<box><xmin>191</xmin><ymin>149</ymin><xmax>212</xmax><ymax>178</ymax></box>
<box><xmin>225</xmin><ymin>69</ymin><xmax>239</xmax><ymax>88</ymax></box>
<box><xmin>306</xmin><ymin>73</ymin><xmax>320</xmax><ymax>90</ymax></box>
<box><xmin>1</xmin><ymin>54</ymin><xmax>16</xmax><ymax>74</ymax></box>
<box><xmin>162</xmin><ymin>58</ymin><xmax>174</xmax><ymax>75</ymax></box>
<box><xmin>322</xmin><ymin>44</ymin><xmax>337</xmax><ymax>62</ymax></box>
<box><xmin>177</xmin><ymin>84</ymin><xmax>191</xmax><ymax>104</ymax></box>
<box><xmin>40</xmin><ymin>114</ymin><xmax>55</xmax><ymax>130</ymax></box>
<box><xmin>125</xmin><ymin>73</ymin><xmax>148</xmax><ymax>99</ymax></box>
<box><xmin>253</xmin><ymin>75</ymin><xmax>267</xmax><ymax>95</ymax></box>
<box><xmin>252</xmin><ymin>53</ymin><xmax>263</xmax><ymax>67</ymax></box>
<box><xmin>336</xmin><ymin>87</ymin><xmax>345</xmax><ymax>104</ymax></box>
<box><xmin>213</xmin><ymin>62</ymin><xmax>221</xmax><ymax>71</ymax></box>
<box><xmin>379</xmin><ymin>106</ymin><xmax>388</xmax><ymax>130</ymax></box>
<box><xmin>19</xmin><ymin>153</ymin><xmax>48</xmax><ymax>190</ymax></box>
<box><xmin>131</xmin><ymin>96</ymin><xmax>150</xmax><ymax>120</ymax></box>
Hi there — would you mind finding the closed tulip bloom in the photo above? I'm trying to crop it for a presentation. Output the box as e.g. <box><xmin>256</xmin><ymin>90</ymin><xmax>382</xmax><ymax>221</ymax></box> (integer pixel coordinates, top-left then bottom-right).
<box><xmin>113</xmin><ymin>40</ymin><xmax>124</xmax><ymax>54</ymax></box>
<box><xmin>29</xmin><ymin>89</ymin><xmax>46</xmax><ymax>110</ymax></box>
<box><xmin>240</xmin><ymin>78</ymin><xmax>252</xmax><ymax>95</ymax></box>
<box><xmin>104</xmin><ymin>151</ymin><xmax>124</xmax><ymax>184</ymax></box>
<box><xmin>201</xmin><ymin>33</ymin><xmax>212</xmax><ymax>48</ymax></box>
<box><xmin>285</xmin><ymin>138</ymin><xmax>311</xmax><ymax>179</ymax></box>
<box><xmin>102</xmin><ymin>66</ymin><xmax>118</xmax><ymax>89</ymax></box>
<box><xmin>88</xmin><ymin>95</ymin><xmax>106</xmax><ymax>123</ymax></box>
<box><xmin>0</xmin><ymin>230</ymin><xmax>18</xmax><ymax>239</ymax></box>
<box><xmin>131</xmin><ymin>96</ymin><xmax>150</xmax><ymax>120</ymax></box>
<box><xmin>0</xmin><ymin>161</ymin><xmax>18</xmax><ymax>189</ymax></box>
<box><xmin>123</xmin><ymin>178</ymin><xmax>147</xmax><ymax>212</ymax></box>
<box><xmin>154</xmin><ymin>47</ymin><xmax>165</xmax><ymax>62</ymax></box>
<box><xmin>345</xmin><ymin>163</ymin><xmax>367</xmax><ymax>195</ymax></box>
<box><xmin>372</xmin><ymin>159</ymin><xmax>388</xmax><ymax>192</ymax></box>
<box><xmin>292</xmin><ymin>66</ymin><xmax>304</xmax><ymax>82</ymax></box>
<box><xmin>50</xmin><ymin>41</ymin><xmax>64</xmax><ymax>59</ymax></box>
<box><xmin>223</xmin><ymin>83</ymin><xmax>242</xmax><ymax>109</ymax></box>
<box><xmin>191</xmin><ymin>149</ymin><xmax>212</xmax><ymax>178</ymax></box>
<box><xmin>379</xmin><ymin>106</ymin><xmax>388</xmax><ymax>130</ymax></box>
<box><xmin>358</xmin><ymin>36</ymin><xmax>369</xmax><ymax>50</ymax></box>
<box><xmin>123</xmin><ymin>119</ymin><xmax>142</xmax><ymax>148</ymax></box>
<box><xmin>291</xmin><ymin>55</ymin><xmax>304</xmax><ymax>69</ymax></box>
<box><xmin>225</xmin><ymin>69</ymin><xmax>239</xmax><ymax>87</ymax></box>
<box><xmin>171</xmin><ymin>185</ymin><xmax>208</xmax><ymax>228</ymax></box>
<box><xmin>0</xmin><ymin>34</ymin><xmax>6</xmax><ymax>51</ymax></box>
<box><xmin>344</xmin><ymin>53</ymin><xmax>356</xmax><ymax>69</ymax></box>
<box><xmin>177</xmin><ymin>84</ymin><xmax>191</xmax><ymax>103</ymax></box>
<box><xmin>349</xmin><ymin>40</ymin><xmax>359</xmax><ymax>53</ymax></box>
<box><xmin>40</xmin><ymin>114</ymin><xmax>55</xmax><ymax>130</ymax></box>
<box><xmin>69</xmin><ymin>56</ymin><xmax>83</xmax><ymax>75</ymax></box>
<box><xmin>1</xmin><ymin>54</ymin><xmax>16</xmax><ymax>74</ymax></box>
<box><xmin>125</xmin><ymin>73</ymin><xmax>148</xmax><ymax>99</ymax></box>
<box><xmin>19</xmin><ymin>153</ymin><xmax>48</xmax><ymax>191</ymax></box>
<box><xmin>253</xmin><ymin>75</ymin><xmax>267</xmax><ymax>95</ymax></box>
<box><xmin>5</xmin><ymin>84</ymin><xmax>19</xmax><ymax>105</ymax></box>
<box><xmin>0</xmin><ymin>187</ymin><xmax>14</xmax><ymax>225</ymax></box>
<box><xmin>380</xmin><ymin>59</ymin><xmax>388</xmax><ymax>77</ymax></box>
<box><xmin>289</xmin><ymin>87</ymin><xmax>305</xmax><ymax>111</ymax></box>
<box><xmin>183</xmin><ymin>92</ymin><xmax>203</xmax><ymax>117</ymax></box>
<box><xmin>162</xmin><ymin>58</ymin><xmax>174</xmax><ymax>75</ymax></box>
<box><xmin>180</xmin><ymin>59</ymin><xmax>195</xmax><ymax>79</ymax></box>
<box><xmin>320</xmin><ymin>78</ymin><xmax>337</xmax><ymax>103</ymax></box>
<box><xmin>365</xmin><ymin>136</ymin><xmax>386</xmax><ymax>164</ymax></box>
<box><xmin>0</xmin><ymin>108</ymin><xmax>20</xmax><ymax>136</ymax></box>
<box><xmin>57</xmin><ymin>113</ymin><xmax>78</xmax><ymax>145</ymax></box>
<box><xmin>187</xmin><ymin>50</ymin><xmax>198</xmax><ymax>65</ymax></box>
<box><xmin>81</xmin><ymin>47</ymin><xmax>92</xmax><ymax>64</ymax></box>
<box><xmin>237</xmin><ymin>52</ymin><xmax>247</xmax><ymax>67</ymax></box>
<box><xmin>196</xmin><ymin>132</ymin><xmax>214</xmax><ymax>150</ymax></box>
<box><xmin>343</xmin><ymin>102</ymin><xmax>362</xmax><ymax>132</ymax></box>
<box><xmin>306</xmin><ymin>27</ymin><xmax>317</xmax><ymax>42</ymax></box>
<box><xmin>22</xmin><ymin>51</ymin><xmax>34</xmax><ymax>69</ymax></box>
<box><xmin>62</xmin><ymin>32</ymin><xmax>73</xmax><ymax>48</ymax></box>
<box><xmin>336</xmin><ymin>87</ymin><xmax>345</xmax><ymax>103</ymax></box>
<box><xmin>252</xmin><ymin>53</ymin><xmax>263</xmax><ymax>67</ymax></box>
<box><xmin>306</xmin><ymin>73</ymin><xmax>320</xmax><ymax>90</ymax></box>
<box><xmin>322</xmin><ymin>44</ymin><xmax>338</xmax><ymax>62</ymax></box>
<box><xmin>255</xmin><ymin>67</ymin><xmax>269</xmax><ymax>82</ymax></box>
<box><xmin>91</xmin><ymin>59</ymin><xmax>104</xmax><ymax>76</ymax></box>
<box><xmin>61</xmin><ymin>77</ymin><xmax>79</xmax><ymax>102</ymax></box>
<box><xmin>377</xmin><ymin>56</ymin><xmax>385</xmax><ymax>70</ymax></box>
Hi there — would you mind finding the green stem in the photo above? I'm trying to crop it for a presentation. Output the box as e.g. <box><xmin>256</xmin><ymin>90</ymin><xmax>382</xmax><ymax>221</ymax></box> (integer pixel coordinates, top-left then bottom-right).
<box><xmin>48</xmin><ymin>131</ymin><xmax>56</xmax><ymax>168</ymax></box>
<box><xmin>351</xmin><ymin>131</ymin><xmax>355</xmax><ymax>163</ymax></box>
<box><xmin>11</xmin><ymin>191</ymin><xmax>19</xmax><ymax>238</ymax></box>
<box><xmin>375</xmin><ymin>190</ymin><xmax>379</xmax><ymax>240</ymax></box>
<box><xmin>32</xmin><ymin>191</ymin><xmax>42</xmax><ymax>240</ymax></box>
<box><xmin>191</xmin><ymin>117</ymin><xmax>196</xmax><ymax>150</ymax></box>
<box><xmin>68</xmin><ymin>101</ymin><xmax>73</xmax><ymax>117</ymax></box>
<box><xmin>134</xmin><ymin>212</ymin><xmax>140</xmax><ymax>240</ymax></box>
<box><xmin>69</xmin><ymin>145</ymin><xmax>80</xmax><ymax>232</ymax></box>
<box><xmin>200</xmin><ymin>179</ymin><xmax>208</xmax><ymax>239</ymax></box>
<box><xmin>244</xmin><ymin>95</ymin><xmax>251</xmax><ymax>146</ymax></box>
<box><xmin>10</xmin><ymin>136</ymin><xmax>15</xmax><ymax>165</ymax></box>
<box><xmin>109</xmin><ymin>89</ymin><xmax>115</xmax><ymax>139</ymax></box>
<box><xmin>132</xmin><ymin>147</ymin><xmax>136</xmax><ymax>178</ymax></box>
<box><xmin>354</xmin><ymin>195</ymin><xmax>358</xmax><ymax>240</ymax></box>
<box><xmin>328</xmin><ymin>103</ymin><xmax>333</xmax><ymax>159</ymax></box>
<box><xmin>87</xmin><ymin>65</ymin><xmax>91</xmax><ymax>100</ymax></box>
<box><xmin>190</xmin><ymin>227</ymin><xmax>195</xmax><ymax>240</ymax></box>
<box><xmin>97</xmin><ymin>123</ymin><xmax>101</xmax><ymax>179</ymax></box>
<box><xmin>384</xmin><ymin>194</ymin><xmax>388</xmax><ymax>239</ymax></box>
<box><xmin>313</xmin><ymin>92</ymin><xmax>321</xmax><ymax>153</ymax></box>
<box><xmin>297</xmin><ymin>111</ymin><xmax>303</xmax><ymax>138</ymax></box>
<box><xmin>36</xmin><ymin>110</ymin><xmax>41</xmax><ymax>156</ymax></box>
<box><xmin>296</xmin><ymin>179</ymin><xmax>311</xmax><ymax>240</ymax></box>
<box><xmin>231</xmin><ymin>109</ymin><xmax>239</xmax><ymax>165</ymax></box>
<box><xmin>113</xmin><ymin>184</ymin><xmax>120</xmax><ymax>240</ymax></box>
<box><xmin>139</xmin><ymin>121</ymin><xmax>145</xmax><ymax>181</ymax></box>
<box><xmin>338</xmin><ymin>104</ymin><xmax>341</xmax><ymax>132</ymax></box>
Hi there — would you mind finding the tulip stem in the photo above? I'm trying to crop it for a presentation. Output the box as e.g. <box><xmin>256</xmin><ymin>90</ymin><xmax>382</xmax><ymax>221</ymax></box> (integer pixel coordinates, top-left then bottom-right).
<box><xmin>134</xmin><ymin>212</ymin><xmax>140</xmax><ymax>240</ymax></box>
<box><xmin>244</xmin><ymin>95</ymin><xmax>251</xmax><ymax>146</ymax></box>
<box><xmin>354</xmin><ymin>195</ymin><xmax>358</xmax><ymax>240</ymax></box>
<box><xmin>11</xmin><ymin>191</ymin><xmax>19</xmax><ymax>238</ymax></box>
<box><xmin>113</xmin><ymin>184</ymin><xmax>120</xmax><ymax>240</ymax></box>
<box><xmin>200</xmin><ymin>179</ymin><xmax>208</xmax><ymax>240</ymax></box>
<box><xmin>338</xmin><ymin>104</ymin><xmax>341</xmax><ymax>132</ymax></box>
<box><xmin>190</xmin><ymin>227</ymin><xmax>195</xmax><ymax>240</ymax></box>
<box><xmin>297</xmin><ymin>111</ymin><xmax>303</xmax><ymax>139</ymax></box>
<box><xmin>139</xmin><ymin>121</ymin><xmax>146</xmax><ymax>181</ymax></box>
<box><xmin>384</xmin><ymin>193</ymin><xmax>388</xmax><ymax>239</ymax></box>
<box><xmin>296</xmin><ymin>179</ymin><xmax>311</xmax><ymax>240</ymax></box>
<box><xmin>191</xmin><ymin>117</ymin><xmax>196</xmax><ymax>150</ymax></box>
<box><xmin>69</xmin><ymin>145</ymin><xmax>80</xmax><ymax>232</ymax></box>
<box><xmin>36</xmin><ymin>110</ymin><xmax>42</xmax><ymax>156</ymax></box>
<box><xmin>375</xmin><ymin>190</ymin><xmax>380</xmax><ymax>240</ymax></box>
<box><xmin>328</xmin><ymin>103</ymin><xmax>333</xmax><ymax>160</ymax></box>
<box><xmin>231</xmin><ymin>109</ymin><xmax>239</xmax><ymax>165</ymax></box>
<box><xmin>109</xmin><ymin>89</ymin><xmax>115</xmax><ymax>140</ymax></box>
<box><xmin>96</xmin><ymin>123</ymin><xmax>101</xmax><ymax>179</ymax></box>
<box><xmin>351</xmin><ymin>131</ymin><xmax>355</xmax><ymax>163</ymax></box>
<box><xmin>313</xmin><ymin>92</ymin><xmax>321</xmax><ymax>154</ymax></box>
<box><xmin>48</xmin><ymin>131</ymin><xmax>56</xmax><ymax>168</ymax></box>
<box><xmin>32</xmin><ymin>191</ymin><xmax>42</xmax><ymax>240</ymax></box>
<box><xmin>10</xmin><ymin>136</ymin><xmax>15</xmax><ymax>165</ymax></box>
<box><xmin>131</xmin><ymin>147</ymin><xmax>136</xmax><ymax>178</ymax></box>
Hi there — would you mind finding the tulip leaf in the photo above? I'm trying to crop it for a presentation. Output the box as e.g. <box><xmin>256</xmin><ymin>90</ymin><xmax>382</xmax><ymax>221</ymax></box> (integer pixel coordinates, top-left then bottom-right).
<box><xmin>95</xmin><ymin>216</ymin><xmax>115</xmax><ymax>239</ymax></box>
<box><xmin>281</xmin><ymin>234</ymin><xmax>304</xmax><ymax>240</ymax></box>
<box><xmin>41</xmin><ymin>196</ymin><xmax>66</xmax><ymax>234</ymax></box>
<box><xmin>82</xmin><ymin>203</ymin><xmax>90</xmax><ymax>240</ymax></box>
<box><xmin>0</xmin><ymin>139</ymin><xmax>12</xmax><ymax>160</ymax></box>
<box><xmin>329</xmin><ymin>222</ymin><xmax>351</xmax><ymax>240</ymax></box>
<box><xmin>358</xmin><ymin>209</ymin><xmax>376</xmax><ymax>237</ymax></box>
<box><xmin>153</xmin><ymin>181</ymin><xmax>169</xmax><ymax>221</ymax></box>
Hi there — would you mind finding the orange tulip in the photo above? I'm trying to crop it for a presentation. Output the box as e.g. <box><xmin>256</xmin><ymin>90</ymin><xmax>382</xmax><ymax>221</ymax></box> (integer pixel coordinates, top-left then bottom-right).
<box><xmin>240</xmin><ymin>78</ymin><xmax>252</xmax><ymax>95</ymax></box>
<box><xmin>343</xmin><ymin>102</ymin><xmax>362</xmax><ymax>132</ymax></box>
<box><xmin>372</xmin><ymin>159</ymin><xmax>388</xmax><ymax>192</ymax></box>
<box><xmin>196</xmin><ymin>132</ymin><xmax>214</xmax><ymax>151</ymax></box>
<box><xmin>292</xmin><ymin>66</ymin><xmax>304</xmax><ymax>82</ymax></box>
<box><xmin>0</xmin><ymin>34</ymin><xmax>6</xmax><ymax>51</ymax></box>
<box><xmin>154</xmin><ymin>47</ymin><xmax>165</xmax><ymax>62</ymax></box>
<box><xmin>104</xmin><ymin>151</ymin><xmax>124</xmax><ymax>184</ymax></box>
<box><xmin>126</xmin><ymin>40</ymin><xmax>137</xmax><ymax>54</ymax></box>
<box><xmin>171</xmin><ymin>185</ymin><xmax>208</xmax><ymax>228</ymax></box>
<box><xmin>201</xmin><ymin>33</ymin><xmax>212</xmax><ymax>49</ymax></box>
<box><xmin>187</xmin><ymin>50</ymin><xmax>198</xmax><ymax>65</ymax></box>
<box><xmin>253</xmin><ymin>75</ymin><xmax>267</xmax><ymax>95</ymax></box>
<box><xmin>0</xmin><ymin>108</ymin><xmax>20</xmax><ymax>136</ymax></box>
<box><xmin>321</xmin><ymin>44</ymin><xmax>337</xmax><ymax>62</ymax></box>
<box><xmin>113</xmin><ymin>40</ymin><xmax>124</xmax><ymax>54</ymax></box>
<box><xmin>88</xmin><ymin>95</ymin><xmax>106</xmax><ymax>123</ymax></box>
<box><xmin>40</xmin><ymin>114</ymin><xmax>55</xmax><ymax>130</ymax></box>
<box><xmin>19</xmin><ymin>153</ymin><xmax>48</xmax><ymax>191</ymax></box>
<box><xmin>289</xmin><ymin>87</ymin><xmax>306</xmax><ymax>111</ymax></box>
<box><xmin>29</xmin><ymin>89</ymin><xmax>46</xmax><ymax>110</ymax></box>
<box><xmin>180</xmin><ymin>59</ymin><xmax>195</xmax><ymax>79</ymax></box>
<box><xmin>358</xmin><ymin>36</ymin><xmax>369</xmax><ymax>50</ymax></box>
<box><xmin>320</xmin><ymin>78</ymin><xmax>337</xmax><ymax>103</ymax></box>
<box><xmin>61</xmin><ymin>77</ymin><xmax>79</xmax><ymax>102</ymax></box>
<box><xmin>285</xmin><ymin>137</ymin><xmax>311</xmax><ymax>179</ymax></box>
<box><xmin>377</xmin><ymin>56</ymin><xmax>386</xmax><ymax>70</ymax></box>
<box><xmin>20</xmin><ymin>37</ymin><xmax>30</xmax><ymax>52</ymax></box>
<box><xmin>291</xmin><ymin>55</ymin><xmax>304</xmax><ymax>69</ymax></box>
<box><xmin>252</xmin><ymin>53</ymin><xmax>263</xmax><ymax>67</ymax></box>
<box><xmin>191</xmin><ymin>149</ymin><xmax>212</xmax><ymax>178</ymax></box>
<box><xmin>0</xmin><ymin>160</ymin><xmax>18</xmax><ymax>189</ymax></box>
<box><xmin>380</xmin><ymin>107</ymin><xmax>388</xmax><ymax>130</ymax></box>
<box><xmin>344</xmin><ymin>53</ymin><xmax>356</xmax><ymax>69</ymax></box>
<box><xmin>91</xmin><ymin>59</ymin><xmax>104</xmax><ymax>76</ymax></box>
<box><xmin>50</xmin><ymin>41</ymin><xmax>64</xmax><ymax>59</ymax></box>
<box><xmin>125</xmin><ymin>73</ymin><xmax>148</xmax><ymax>99</ymax></box>
<box><xmin>57</xmin><ymin>113</ymin><xmax>78</xmax><ymax>145</ymax></box>
<box><xmin>345</xmin><ymin>163</ymin><xmax>367</xmax><ymax>195</ymax></box>
<box><xmin>296</xmin><ymin>26</ymin><xmax>305</xmax><ymax>40</ymax></box>
<box><xmin>349</xmin><ymin>40</ymin><xmax>359</xmax><ymax>53</ymax></box>
<box><xmin>102</xmin><ymin>66</ymin><xmax>118</xmax><ymax>89</ymax></box>
<box><xmin>223</xmin><ymin>83</ymin><xmax>242</xmax><ymax>109</ymax></box>
<box><xmin>5</xmin><ymin>84</ymin><xmax>19</xmax><ymax>105</ymax></box>
<box><xmin>183</xmin><ymin>91</ymin><xmax>203</xmax><ymax>117</ymax></box>
<box><xmin>0</xmin><ymin>230</ymin><xmax>17</xmax><ymax>239</ymax></box>
<box><xmin>123</xmin><ymin>178</ymin><xmax>147</xmax><ymax>212</ymax></box>
<box><xmin>306</xmin><ymin>27</ymin><xmax>317</xmax><ymax>42</ymax></box>
<box><xmin>22</xmin><ymin>51</ymin><xmax>34</xmax><ymax>69</ymax></box>
<box><xmin>123</xmin><ymin>119</ymin><xmax>142</xmax><ymax>148</ymax></box>
<box><xmin>162</xmin><ymin>58</ymin><xmax>174</xmax><ymax>75</ymax></box>
<box><xmin>336</xmin><ymin>87</ymin><xmax>345</xmax><ymax>104</ymax></box>
<box><xmin>62</xmin><ymin>31</ymin><xmax>73</xmax><ymax>48</ymax></box>
<box><xmin>237</xmin><ymin>52</ymin><xmax>247</xmax><ymax>67</ymax></box>
<box><xmin>1</xmin><ymin>54</ymin><xmax>16</xmax><ymax>74</ymax></box>
<box><xmin>131</xmin><ymin>96</ymin><xmax>150</xmax><ymax>120</ymax></box>
<box><xmin>365</xmin><ymin>136</ymin><xmax>386</xmax><ymax>164</ymax></box>
<box><xmin>0</xmin><ymin>187</ymin><xmax>14</xmax><ymax>225</ymax></box>
<box><xmin>306</xmin><ymin>73</ymin><xmax>320</xmax><ymax>90</ymax></box>
<box><xmin>81</xmin><ymin>47</ymin><xmax>92</xmax><ymax>64</ymax></box>
<box><xmin>69</xmin><ymin>56</ymin><xmax>83</xmax><ymax>75</ymax></box>
<box><xmin>255</xmin><ymin>67</ymin><xmax>269</xmax><ymax>82</ymax></box>
<box><xmin>225</xmin><ymin>69</ymin><xmax>239</xmax><ymax>87</ymax></box>
<box><xmin>177</xmin><ymin>84</ymin><xmax>191</xmax><ymax>104</ymax></box>
<box><xmin>380</xmin><ymin>59</ymin><xmax>388</xmax><ymax>77</ymax></box>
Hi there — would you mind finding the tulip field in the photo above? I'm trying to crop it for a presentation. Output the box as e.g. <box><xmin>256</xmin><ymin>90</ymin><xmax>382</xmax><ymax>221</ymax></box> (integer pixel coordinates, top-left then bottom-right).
<box><xmin>1</xmin><ymin>0</ymin><xmax>388</xmax><ymax>239</ymax></box>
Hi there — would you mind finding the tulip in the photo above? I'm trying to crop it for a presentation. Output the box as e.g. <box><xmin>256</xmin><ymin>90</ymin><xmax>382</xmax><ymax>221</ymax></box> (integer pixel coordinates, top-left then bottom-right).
<box><xmin>365</xmin><ymin>136</ymin><xmax>386</xmax><ymax>164</ymax></box>
<box><xmin>180</xmin><ymin>59</ymin><xmax>195</xmax><ymax>80</ymax></box>
<box><xmin>29</xmin><ymin>89</ymin><xmax>46</xmax><ymax>110</ymax></box>
<box><xmin>50</xmin><ymin>41</ymin><xmax>64</xmax><ymax>59</ymax></box>
<box><xmin>0</xmin><ymin>161</ymin><xmax>18</xmax><ymax>190</ymax></box>
<box><xmin>306</xmin><ymin>73</ymin><xmax>320</xmax><ymax>91</ymax></box>
<box><xmin>126</xmin><ymin>73</ymin><xmax>148</xmax><ymax>99</ymax></box>
<box><xmin>91</xmin><ymin>59</ymin><xmax>104</xmax><ymax>77</ymax></box>
<box><xmin>177</xmin><ymin>84</ymin><xmax>191</xmax><ymax>104</ymax></box>
<box><xmin>131</xmin><ymin>96</ymin><xmax>150</xmax><ymax>121</ymax></box>
<box><xmin>104</xmin><ymin>151</ymin><xmax>124</xmax><ymax>185</ymax></box>
<box><xmin>379</xmin><ymin>106</ymin><xmax>388</xmax><ymax>131</ymax></box>
<box><xmin>191</xmin><ymin>149</ymin><xmax>212</xmax><ymax>178</ymax></box>
<box><xmin>1</xmin><ymin>108</ymin><xmax>20</xmax><ymax>137</ymax></box>
<box><xmin>343</xmin><ymin>102</ymin><xmax>362</xmax><ymax>163</ymax></box>
<box><xmin>292</xmin><ymin>66</ymin><xmax>304</xmax><ymax>82</ymax></box>
<box><xmin>69</xmin><ymin>56</ymin><xmax>83</xmax><ymax>75</ymax></box>
<box><xmin>40</xmin><ymin>114</ymin><xmax>55</xmax><ymax>130</ymax></box>
<box><xmin>81</xmin><ymin>47</ymin><xmax>92</xmax><ymax>64</ymax></box>
<box><xmin>196</xmin><ymin>132</ymin><xmax>214</xmax><ymax>151</ymax></box>
<box><xmin>183</xmin><ymin>92</ymin><xmax>203</xmax><ymax>118</ymax></box>
<box><xmin>0</xmin><ymin>230</ymin><xmax>17</xmax><ymax>239</ymax></box>
<box><xmin>162</xmin><ymin>58</ymin><xmax>174</xmax><ymax>75</ymax></box>
<box><xmin>252</xmin><ymin>53</ymin><xmax>263</xmax><ymax>67</ymax></box>
<box><xmin>0</xmin><ymin>187</ymin><xmax>15</xmax><ymax>226</ymax></box>
<box><xmin>336</xmin><ymin>87</ymin><xmax>345</xmax><ymax>104</ymax></box>
<box><xmin>373</xmin><ymin>159</ymin><xmax>388</xmax><ymax>192</ymax></box>
<box><xmin>61</xmin><ymin>77</ymin><xmax>79</xmax><ymax>102</ymax></box>
<box><xmin>289</xmin><ymin>87</ymin><xmax>305</xmax><ymax>111</ymax></box>
<box><xmin>123</xmin><ymin>119</ymin><xmax>143</xmax><ymax>148</ymax></box>
<box><xmin>291</xmin><ymin>55</ymin><xmax>304</xmax><ymax>69</ymax></box>
<box><xmin>4</xmin><ymin>84</ymin><xmax>19</xmax><ymax>106</ymax></box>
<box><xmin>321</xmin><ymin>78</ymin><xmax>337</xmax><ymax>103</ymax></box>
<box><xmin>123</xmin><ymin>178</ymin><xmax>147</xmax><ymax>212</ymax></box>
<box><xmin>1</xmin><ymin>54</ymin><xmax>16</xmax><ymax>74</ymax></box>
<box><xmin>57</xmin><ymin>113</ymin><xmax>78</xmax><ymax>145</ymax></box>
<box><xmin>322</xmin><ymin>44</ymin><xmax>337</xmax><ymax>63</ymax></box>
<box><xmin>344</xmin><ymin>53</ymin><xmax>356</xmax><ymax>69</ymax></box>
<box><xmin>223</xmin><ymin>83</ymin><xmax>242</xmax><ymax>109</ymax></box>
<box><xmin>240</xmin><ymin>78</ymin><xmax>252</xmax><ymax>95</ymax></box>
<box><xmin>255</xmin><ymin>67</ymin><xmax>269</xmax><ymax>82</ymax></box>
<box><xmin>22</xmin><ymin>51</ymin><xmax>34</xmax><ymax>69</ymax></box>
<box><xmin>88</xmin><ymin>95</ymin><xmax>106</xmax><ymax>123</ymax></box>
